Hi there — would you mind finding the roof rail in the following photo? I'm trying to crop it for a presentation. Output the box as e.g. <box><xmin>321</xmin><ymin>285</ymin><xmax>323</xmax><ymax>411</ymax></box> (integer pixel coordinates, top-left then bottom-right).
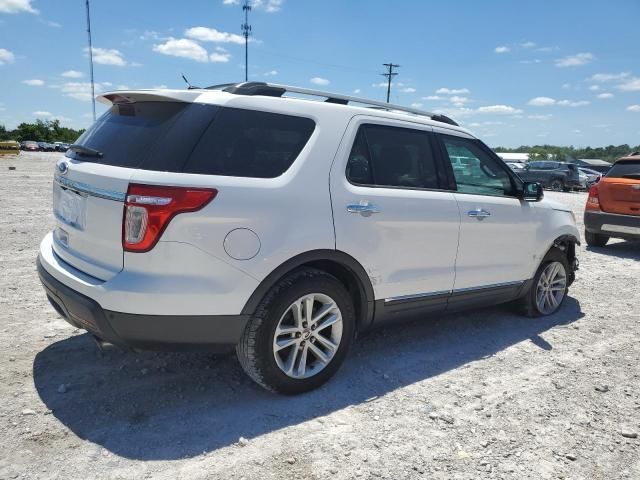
<box><xmin>204</xmin><ymin>81</ymin><xmax>459</xmax><ymax>126</ymax></box>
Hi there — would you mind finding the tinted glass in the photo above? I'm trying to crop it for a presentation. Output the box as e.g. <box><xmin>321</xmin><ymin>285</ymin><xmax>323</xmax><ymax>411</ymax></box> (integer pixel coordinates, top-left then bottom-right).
<box><xmin>183</xmin><ymin>108</ymin><xmax>315</xmax><ymax>178</ymax></box>
<box><xmin>529</xmin><ymin>161</ymin><xmax>545</xmax><ymax>169</ymax></box>
<box><xmin>67</xmin><ymin>102</ymin><xmax>217</xmax><ymax>170</ymax></box>
<box><xmin>439</xmin><ymin>135</ymin><xmax>515</xmax><ymax>196</ymax></box>
<box><xmin>606</xmin><ymin>160</ymin><xmax>640</xmax><ymax>179</ymax></box>
<box><xmin>346</xmin><ymin>124</ymin><xmax>440</xmax><ymax>189</ymax></box>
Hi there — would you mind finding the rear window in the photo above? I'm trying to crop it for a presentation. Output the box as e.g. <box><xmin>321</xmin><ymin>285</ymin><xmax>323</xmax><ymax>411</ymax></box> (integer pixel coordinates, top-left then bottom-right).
<box><xmin>68</xmin><ymin>102</ymin><xmax>315</xmax><ymax>178</ymax></box>
<box><xmin>606</xmin><ymin>161</ymin><xmax>640</xmax><ymax>179</ymax></box>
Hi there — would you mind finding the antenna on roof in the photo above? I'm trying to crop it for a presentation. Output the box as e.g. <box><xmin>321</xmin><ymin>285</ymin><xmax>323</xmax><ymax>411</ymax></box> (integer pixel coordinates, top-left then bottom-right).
<box><xmin>181</xmin><ymin>73</ymin><xmax>198</xmax><ymax>90</ymax></box>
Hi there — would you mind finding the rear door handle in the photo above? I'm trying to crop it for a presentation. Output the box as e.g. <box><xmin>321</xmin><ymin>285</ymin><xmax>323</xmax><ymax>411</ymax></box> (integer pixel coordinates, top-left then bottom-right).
<box><xmin>347</xmin><ymin>202</ymin><xmax>380</xmax><ymax>215</ymax></box>
<box><xmin>468</xmin><ymin>208</ymin><xmax>491</xmax><ymax>219</ymax></box>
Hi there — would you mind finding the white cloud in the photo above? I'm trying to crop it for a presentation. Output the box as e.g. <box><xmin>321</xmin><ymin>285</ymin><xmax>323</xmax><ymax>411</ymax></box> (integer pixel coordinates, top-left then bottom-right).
<box><xmin>185</xmin><ymin>26</ymin><xmax>245</xmax><ymax>45</ymax></box>
<box><xmin>520</xmin><ymin>59</ymin><xmax>541</xmax><ymax>64</ymax></box>
<box><xmin>588</xmin><ymin>85</ymin><xmax>600</xmax><ymax>91</ymax></box>
<box><xmin>435</xmin><ymin>87</ymin><xmax>469</xmax><ymax>95</ymax></box>
<box><xmin>589</xmin><ymin>72</ymin><xmax>629</xmax><ymax>82</ymax></box>
<box><xmin>596</xmin><ymin>93</ymin><xmax>614</xmax><ymax>99</ymax></box>
<box><xmin>33</xmin><ymin>111</ymin><xmax>52</xmax><ymax>117</ymax></box>
<box><xmin>59</xmin><ymin>81</ymin><xmax>113</xmax><ymax>101</ymax></box>
<box><xmin>521</xmin><ymin>41</ymin><xmax>536</xmax><ymax>48</ymax></box>
<box><xmin>153</xmin><ymin>38</ymin><xmax>209</xmax><ymax>62</ymax></box>
<box><xmin>449</xmin><ymin>95</ymin><xmax>469</xmax><ymax>104</ymax></box>
<box><xmin>210</xmin><ymin>50</ymin><xmax>231</xmax><ymax>63</ymax></box>
<box><xmin>528</xmin><ymin>96</ymin><xmax>556</xmax><ymax>106</ymax></box>
<box><xmin>401</xmin><ymin>87</ymin><xmax>416</xmax><ymax>93</ymax></box>
<box><xmin>23</xmin><ymin>79</ymin><xmax>44</xmax><ymax>86</ymax></box>
<box><xmin>561</xmin><ymin>83</ymin><xmax>571</xmax><ymax>89</ymax></box>
<box><xmin>528</xmin><ymin>114</ymin><xmax>552</xmax><ymax>120</ymax></box>
<box><xmin>264</xmin><ymin>70</ymin><xmax>278</xmax><ymax>76</ymax></box>
<box><xmin>423</xmin><ymin>95</ymin><xmax>443</xmax><ymax>101</ymax></box>
<box><xmin>61</xmin><ymin>70</ymin><xmax>83</xmax><ymax>78</ymax></box>
<box><xmin>0</xmin><ymin>48</ymin><xmax>15</xmax><ymax>65</ymax></box>
<box><xmin>557</xmin><ymin>100</ymin><xmax>590</xmax><ymax>107</ymax></box>
<box><xmin>627</xmin><ymin>105</ymin><xmax>640</xmax><ymax>112</ymax></box>
<box><xmin>494</xmin><ymin>45</ymin><xmax>510</xmax><ymax>54</ymax></box>
<box><xmin>476</xmin><ymin>105</ymin><xmax>522</xmax><ymax>114</ymax></box>
<box><xmin>37</xmin><ymin>18</ymin><xmax>61</xmax><ymax>28</ymax></box>
<box><xmin>372</xmin><ymin>81</ymin><xmax>405</xmax><ymax>88</ymax></box>
<box><xmin>410</xmin><ymin>102</ymin><xmax>423</xmax><ymax>108</ymax></box>
<box><xmin>555</xmin><ymin>52</ymin><xmax>593</xmax><ymax>67</ymax></box>
<box><xmin>310</xmin><ymin>77</ymin><xmax>330</xmax><ymax>86</ymax></box>
<box><xmin>618</xmin><ymin>77</ymin><xmax>640</xmax><ymax>91</ymax></box>
<box><xmin>86</xmin><ymin>47</ymin><xmax>127</xmax><ymax>66</ymax></box>
<box><xmin>353</xmin><ymin>88</ymin><xmax>361</xmax><ymax>94</ymax></box>
<box><xmin>0</xmin><ymin>0</ymin><xmax>38</xmax><ymax>14</ymax></box>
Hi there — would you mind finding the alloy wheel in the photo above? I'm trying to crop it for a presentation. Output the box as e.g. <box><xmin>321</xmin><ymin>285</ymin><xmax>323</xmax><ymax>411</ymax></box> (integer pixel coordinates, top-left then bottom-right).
<box><xmin>535</xmin><ymin>261</ymin><xmax>567</xmax><ymax>314</ymax></box>
<box><xmin>272</xmin><ymin>293</ymin><xmax>343</xmax><ymax>379</ymax></box>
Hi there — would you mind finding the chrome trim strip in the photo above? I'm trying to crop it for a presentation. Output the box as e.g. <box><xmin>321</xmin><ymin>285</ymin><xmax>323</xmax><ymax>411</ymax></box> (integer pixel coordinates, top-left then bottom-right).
<box><xmin>451</xmin><ymin>280</ymin><xmax>524</xmax><ymax>294</ymax></box>
<box><xmin>385</xmin><ymin>290</ymin><xmax>451</xmax><ymax>304</ymax></box>
<box><xmin>54</xmin><ymin>175</ymin><xmax>126</xmax><ymax>202</ymax></box>
<box><xmin>384</xmin><ymin>281</ymin><xmax>525</xmax><ymax>304</ymax></box>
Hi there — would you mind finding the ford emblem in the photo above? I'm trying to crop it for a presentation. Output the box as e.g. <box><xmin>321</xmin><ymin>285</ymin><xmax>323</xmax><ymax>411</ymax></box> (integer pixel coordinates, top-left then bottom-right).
<box><xmin>57</xmin><ymin>162</ymin><xmax>69</xmax><ymax>175</ymax></box>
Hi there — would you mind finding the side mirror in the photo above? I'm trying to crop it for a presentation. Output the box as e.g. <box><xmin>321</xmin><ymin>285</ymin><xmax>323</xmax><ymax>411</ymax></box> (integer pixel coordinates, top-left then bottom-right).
<box><xmin>522</xmin><ymin>182</ymin><xmax>544</xmax><ymax>202</ymax></box>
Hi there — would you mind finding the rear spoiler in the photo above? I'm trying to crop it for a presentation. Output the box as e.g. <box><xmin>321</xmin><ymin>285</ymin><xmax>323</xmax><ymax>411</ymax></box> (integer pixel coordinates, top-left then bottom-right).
<box><xmin>96</xmin><ymin>89</ymin><xmax>206</xmax><ymax>105</ymax></box>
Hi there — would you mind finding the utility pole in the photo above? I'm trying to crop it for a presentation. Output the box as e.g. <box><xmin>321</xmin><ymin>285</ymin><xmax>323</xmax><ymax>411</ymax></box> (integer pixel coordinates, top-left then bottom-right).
<box><xmin>381</xmin><ymin>62</ymin><xmax>400</xmax><ymax>103</ymax></box>
<box><xmin>241</xmin><ymin>0</ymin><xmax>252</xmax><ymax>82</ymax></box>
<box><xmin>85</xmin><ymin>0</ymin><xmax>96</xmax><ymax>121</ymax></box>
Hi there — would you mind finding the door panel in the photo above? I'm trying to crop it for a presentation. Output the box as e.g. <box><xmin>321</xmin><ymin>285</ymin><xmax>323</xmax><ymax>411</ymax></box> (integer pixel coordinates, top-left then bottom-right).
<box><xmin>434</xmin><ymin>130</ymin><xmax>538</xmax><ymax>290</ymax></box>
<box><xmin>330</xmin><ymin>117</ymin><xmax>460</xmax><ymax>302</ymax></box>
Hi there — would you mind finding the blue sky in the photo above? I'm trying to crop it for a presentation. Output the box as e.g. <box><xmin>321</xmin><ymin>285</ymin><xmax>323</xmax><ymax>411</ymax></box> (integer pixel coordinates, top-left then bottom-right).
<box><xmin>0</xmin><ymin>0</ymin><xmax>639</xmax><ymax>147</ymax></box>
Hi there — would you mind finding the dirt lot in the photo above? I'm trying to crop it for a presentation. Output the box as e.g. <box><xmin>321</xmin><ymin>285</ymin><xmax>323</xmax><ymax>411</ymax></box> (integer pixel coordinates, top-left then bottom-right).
<box><xmin>1</xmin><ymin>152</ymin><xmax>638</xmax><ymax>480</ymax></box>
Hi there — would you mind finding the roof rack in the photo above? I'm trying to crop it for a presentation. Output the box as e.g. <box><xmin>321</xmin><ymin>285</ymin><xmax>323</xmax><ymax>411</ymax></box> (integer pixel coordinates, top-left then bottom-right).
<box><xmin>204</xmin><ymin>81</ymin><xmax>459</xmax><ymax>126</ymax></box>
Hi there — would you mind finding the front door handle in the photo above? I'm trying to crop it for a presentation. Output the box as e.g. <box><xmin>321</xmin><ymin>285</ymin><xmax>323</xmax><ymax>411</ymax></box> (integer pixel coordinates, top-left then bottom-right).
<box><xmin>347</xmin><ymin>202</ymin><xmax>380</xmax><ymax>215</ymax></box>
<box><xmin>468</xmin><ymin>208</ymin><xmax>491</xmax><ymax>220</ymax></box>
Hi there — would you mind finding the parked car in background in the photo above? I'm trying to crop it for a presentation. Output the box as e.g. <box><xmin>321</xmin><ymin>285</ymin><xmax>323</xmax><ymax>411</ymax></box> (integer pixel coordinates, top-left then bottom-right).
<box><xmin>21</xmin><ymin>141</ymin><xmax>40</xmax><ymax>152</ymax></box>
<box><xmin>578</xmin><ymin>167</ymin><xmax>602</xmax><ymax>187</ymax></box>
<box><xmin>37</xmin><ymin>82</ymin><xmax>580</xmax><ymax>394</ymax></box>
<box><xmin>584</xmin><ymin>152</ymin><xmax>640</xmax><ymax>246</ymax></box>
<box><xmin>568</xmin><ymin>158</ymin><xmax>612</xmax><ymax>174</ymax></box>
<box><xmin>0</xmin><ymin>140</ymin><xmax>20</xmax><ymax>155</ymax></box>
<box><xmin>54</xmin><ymin>142</ymin><xmax>70</xmax><ymax>152</ymax></box>
<box><xmin>505</xmin><ymin>160</ymin><xmax>527</xmax><ymax>173</ymax></box>
<box><xmin>37</xmin><ymin>141</ymin><xmax>56</xmax><ymax>152</ymax></box>
<box><xmin>518</xmin><ymin>161</ymin><xmax>581</xmax><ymax>191</ymax></box>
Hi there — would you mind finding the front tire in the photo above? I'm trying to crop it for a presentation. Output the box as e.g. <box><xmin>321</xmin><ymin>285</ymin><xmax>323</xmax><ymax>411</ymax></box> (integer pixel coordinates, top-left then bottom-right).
<box><xmin>516</xmin><ymin>248</ymin><xmax>569</xmax><ymax>317</ymax></box>
<box><xmin>236</xmin><ymin>268</ymin><xmax>356</xmax><ymax>394</ymax></box>
<box><xmin>585</xmin><ymin>229</ymin><xmax>609</xmax><ymax>247</ymax></box>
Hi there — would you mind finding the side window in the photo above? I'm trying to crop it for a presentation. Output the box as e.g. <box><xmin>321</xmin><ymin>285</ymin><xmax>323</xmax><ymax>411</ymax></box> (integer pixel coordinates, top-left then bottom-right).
<box><xmin>346</xmin><ymin>124</ymin><xmax>440</xmax><ymax>189</ymax></box>
<box><xmin>182</xmin><ymin>108</ymin><xmax>315</xmax><ymax>178</ymax></box>
<box><xmin>439</xmin><ymin>134</ymin><xmax>516</xmax><ymax>197</ymax></box>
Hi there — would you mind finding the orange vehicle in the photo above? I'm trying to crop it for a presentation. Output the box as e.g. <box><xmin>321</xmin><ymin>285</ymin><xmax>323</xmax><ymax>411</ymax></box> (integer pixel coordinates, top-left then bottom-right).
<box><xmin>584</xmin><ymin>152</ymin><xmax>640</xmax><ymax>246</ymax></box>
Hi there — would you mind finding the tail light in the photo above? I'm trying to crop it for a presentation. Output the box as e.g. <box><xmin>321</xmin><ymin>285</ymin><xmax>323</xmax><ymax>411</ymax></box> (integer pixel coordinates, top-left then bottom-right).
<box><xmin>123</xmin><ymin>184</ymin><xmax>217</xmax><ymax>252</ymax></box>
<box><xmin>586</xmin><ymin>184</ymin><xmax>600</xmax><ymax>211</ymax></box>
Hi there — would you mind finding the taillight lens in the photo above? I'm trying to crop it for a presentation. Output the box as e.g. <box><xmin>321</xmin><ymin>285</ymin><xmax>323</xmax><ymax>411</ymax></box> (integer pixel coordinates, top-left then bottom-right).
<box><xmin>586</xmin><ymin>184</ymin><xmax>600</xmax><ymax>211</ymax></box>
<box><xmin>123</xmin><ymin>184</ymin><xmax>217</xmax><ymax>252</ymax></box>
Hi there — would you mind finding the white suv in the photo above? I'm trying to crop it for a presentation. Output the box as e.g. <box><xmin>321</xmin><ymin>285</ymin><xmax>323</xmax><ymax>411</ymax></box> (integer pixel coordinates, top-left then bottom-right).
<box><xmin>37</xmin><ymin>82</ymin><xmax>580</xmax><ymax>394</ymax></box>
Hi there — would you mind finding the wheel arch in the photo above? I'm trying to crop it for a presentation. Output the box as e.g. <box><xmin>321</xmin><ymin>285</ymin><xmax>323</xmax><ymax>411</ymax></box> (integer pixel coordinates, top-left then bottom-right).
<box><xmin>546</xmin><ymin>234</ymin><xmax>580</xmax><ymax>285</ymax></box>
<box><xmin>241</xmin><ymin>250</ymin><xmax>376</xmax><ymax>331</ymax></box>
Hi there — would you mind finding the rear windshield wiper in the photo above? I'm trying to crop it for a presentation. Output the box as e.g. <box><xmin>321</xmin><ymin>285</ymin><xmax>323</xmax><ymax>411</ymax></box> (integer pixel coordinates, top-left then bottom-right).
<box><xmin>68</xmin><ymin>144</ymin><xmax>103</xmax><ymax>158</ymax></box>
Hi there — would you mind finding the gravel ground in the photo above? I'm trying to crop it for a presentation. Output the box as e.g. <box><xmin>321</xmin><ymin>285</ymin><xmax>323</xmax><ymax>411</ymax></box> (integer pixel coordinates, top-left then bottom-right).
<box><xmin>1</xmin><ymin>152</ymin><xmax>639</xmax><ymax>480</ymax></box>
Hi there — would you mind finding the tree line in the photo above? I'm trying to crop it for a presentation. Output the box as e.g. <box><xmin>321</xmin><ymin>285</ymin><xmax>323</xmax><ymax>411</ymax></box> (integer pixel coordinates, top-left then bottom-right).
<box><xmin>493</xmin><ymin>144</ymin><xmax>640</xmax><ymax>163</ymax></box>
<box><xmin>0</xmin><ymin>119</ymin><xmax>85</xmax><ymax>144</ymax></box>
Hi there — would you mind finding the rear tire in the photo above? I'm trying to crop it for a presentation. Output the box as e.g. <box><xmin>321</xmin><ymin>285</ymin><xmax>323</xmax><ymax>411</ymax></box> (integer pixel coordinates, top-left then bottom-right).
<box><xmin>550</xmin><ymin>179</ymin><xmax>564</xmax><ymax>191</ymax></box>
<box><xmin>515</xmin><ymin>248</ymin><xmax>569</xmax><ymax>317</ymax></box>
<box><xmin>585</xmin><ymin>229</ymin><xmax>609</xmax><ymax>247</ymax></box>
<box><xmin>236</xmin><ymin>268</ymin><xmax>356</xmax><ymax>395</ymax></box>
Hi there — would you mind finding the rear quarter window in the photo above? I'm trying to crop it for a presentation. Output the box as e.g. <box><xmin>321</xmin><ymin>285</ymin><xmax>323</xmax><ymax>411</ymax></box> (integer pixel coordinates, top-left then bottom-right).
<box><xmin>606</xmin><ymin>161</ymin><xmax>640</xmax><ymax>179</ymax></box>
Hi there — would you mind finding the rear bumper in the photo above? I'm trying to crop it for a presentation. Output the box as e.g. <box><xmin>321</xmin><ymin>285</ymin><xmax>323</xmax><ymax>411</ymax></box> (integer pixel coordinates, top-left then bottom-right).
<box><xmin>37</xmin><ymin>256</ymin><xmax>249</xmax><ymax>352</ymax></box>
<box><xmin>584</xmin><ymin>210</ymin><xmax>640</xmax><ymax>240</ymax></box>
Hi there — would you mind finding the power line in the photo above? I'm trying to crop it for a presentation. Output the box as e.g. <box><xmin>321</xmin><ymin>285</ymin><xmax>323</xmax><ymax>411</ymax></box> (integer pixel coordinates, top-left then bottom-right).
<box><xmin>381</xmin><ymin>62</ymin><xmax>400</xmax><ymax>103</ymax></box>
<box><xmin>85</xmin><ymin>0</ymin><xmax>96</xmax><ymax>121</ymax></box>
<box><xmin>241</xmin><ymin>0</ymin><xmax>252</xmax><ymax>82</ymax></box>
